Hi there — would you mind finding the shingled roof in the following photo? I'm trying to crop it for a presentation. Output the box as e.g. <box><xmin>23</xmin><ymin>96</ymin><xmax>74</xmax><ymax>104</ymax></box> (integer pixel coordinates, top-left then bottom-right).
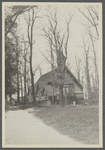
<box><xmin>35</xmin><ymin>68</ymin><xmax>83</xmax><ymax>90</ymax></box>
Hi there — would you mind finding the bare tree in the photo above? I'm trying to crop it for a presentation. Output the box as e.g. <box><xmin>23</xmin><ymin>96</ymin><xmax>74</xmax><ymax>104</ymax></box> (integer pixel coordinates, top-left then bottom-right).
<box><xmin>88</xmin><ymin>29</ymin><xmax>99</xmax><ymax>90</ymax></box>
<box><xmin>78</xmin><ymin>5</ymin><xmax>99</xmax><ymax>95</ymax></box>
<box><xmin>78</xmin><ymin>5</ymin><xmax>99</xmax><ymax>39</ymax></box>
<box><xmin>5</xmin><ymin>5</ymin><xmax>38</xmax><ymax>37</ymax></box>
<box><xmin>20</xmin><ymin>38</ymin><xmax>30</xmax><ymax>104</ymax></box>
<box><xmin>40</xmin><ymin>48</ymin><xmax>56</xmax><ymax>105</ymax></box>
<box><xmin>74</xmin><ymin>55</ymin><xmax>82</xmax><ymax>83</ymax></box>
<box><xmin>24</xmin><ymin>7</ymin><xmax>40</xmax><ymax>105</ymax></box>
<box><xmin>82</xmin><ymin>36</ymin><xmax>92</xmax><ymax>99</ymax></box>
<box><xmin>13</xmin><ymin>36</ymin><xmax>21</xmax><ymax>104</ymax></box>
<box><xmin>41</xmin><ymin>7</ymin><xmax>73</xmax><ymax>106</ymax></box>
<box><xmin>20</xmin><ymin>64</ymin><xmax>24</xmax><ymax>104</ymax></box>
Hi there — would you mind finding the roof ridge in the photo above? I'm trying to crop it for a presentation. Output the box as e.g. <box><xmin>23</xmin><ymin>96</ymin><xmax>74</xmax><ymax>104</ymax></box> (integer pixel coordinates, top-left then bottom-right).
<box><xmin>35</xmin><ymin>69</ymin><xmax>56</xmax><ymax>85</ymax></box>
<box><xmin>35</xmin><ymin>67</ymin><xmax>83</xmax><ymax>90</ymax></box>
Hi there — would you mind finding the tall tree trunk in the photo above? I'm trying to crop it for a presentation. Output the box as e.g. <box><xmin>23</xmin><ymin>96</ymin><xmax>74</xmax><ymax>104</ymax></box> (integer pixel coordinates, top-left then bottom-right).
<box><xmin>15</xmin><ymin>37</ymin><xmax>20</xmax><ymax>104</ymax></box>
<box><xmin>9</xmin><ymin>79</ymin><xmax>12</xmax><ymax>106</ymax></box>
<box><xmin>64</xmin><ymin>69</ymin><xmax>68</xmax><ymax>105</ymax></box>
<box><xmin>57</xmin><ymin>50</ymin><xmax>65</xmax><ymax>106</ymax></box>
<box><xmin>59</xmin><ymin>84</ymin><xmax>64</xmax><ymax>106</ymax></box>
<box><xmin>78</xmin><ymin>73</ymin><xmax>80</xmax><ymax>83</ymax></box>
<box><xmin>89</xmin><ymin>31</ymin><xmax>99</xmax><ymax>90</ymax></box>
<box><xmin>93</xmin><ymin>49</ymin><xmax>99</xmax><ymax>90</ymax></box>
<box><xmin>20</xmin><ymin>73</ymin><xmax>23</xmax><ymax>104</ymax></box>
<box><xmin>17</xmin><ymin>55</ymin><xmax>20</xmax><ymax>104</ymax></box>
<box><xmin>83</xmin><ymin>36</ymin><xmax>92</xmax><ymax>99</ymax></box>
<box><xmin>51</xmin><ymin>45</ymin><xmax>55</xmax><ymax>105</ymax></box>
<box><xmin>51</xmin><ymin>69</ymin><xmax>54</xmax><ymax>105</ymax></box>
<box><xmin>85</xmin><ymin>57</ymin><xmax>92</xmax><ymax>99</ymax></box>
<box><xmin>30</xmin><ymin>44</ymin><xmax>36</xmax><ymax>104</ymax></box>
<box><xmin>27</xmin><ymin>7</ymin><xmax>37</xmax><ymax>105</ymax></box>
<box><xmin>24</xmin><ymin>56</ymin><xmax>27</xmax><ymax>104</ymax></box>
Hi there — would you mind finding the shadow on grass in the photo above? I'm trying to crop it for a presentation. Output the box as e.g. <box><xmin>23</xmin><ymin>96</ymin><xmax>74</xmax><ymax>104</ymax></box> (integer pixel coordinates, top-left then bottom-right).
<box><xmin>33</xmin><ymin>104</ymin><xmax>99</xmax><ymax>144</ymax></box>
<box><xmin>5</xmin><ymin>103</ymin><xmax>55</xmax><ymax>112</ymax></box>
<box><xmin>6</xmin><ymin>103</ymin><xmax>98</xmax><ymax>112</ymax></box>
<box><xmin>6</xmin><ymin>104</ymin><xmax>34</xmax><ymax>111</ymax></box>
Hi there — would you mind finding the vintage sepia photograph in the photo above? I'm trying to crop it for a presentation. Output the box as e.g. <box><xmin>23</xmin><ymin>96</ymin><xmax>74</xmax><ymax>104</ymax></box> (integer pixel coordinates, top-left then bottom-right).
<box><xmin>2</xmin><ymin>2</ymin><xmax>102</xmax><ymax>148</ymax></box>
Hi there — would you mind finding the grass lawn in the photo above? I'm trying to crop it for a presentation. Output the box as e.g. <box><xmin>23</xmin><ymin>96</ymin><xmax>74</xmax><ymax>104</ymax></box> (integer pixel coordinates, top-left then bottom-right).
<box><xmin>33</xmin><ymin>105</ymin><xmax>99</xmax><ymax>144</ymax></box>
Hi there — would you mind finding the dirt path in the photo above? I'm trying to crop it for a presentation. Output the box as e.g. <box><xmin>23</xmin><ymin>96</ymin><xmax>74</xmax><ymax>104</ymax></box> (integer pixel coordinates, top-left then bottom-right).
<box><xmin>5</xmin><ymin>108</ymin><xmax>85</xmax><ymax>147</ymax></box>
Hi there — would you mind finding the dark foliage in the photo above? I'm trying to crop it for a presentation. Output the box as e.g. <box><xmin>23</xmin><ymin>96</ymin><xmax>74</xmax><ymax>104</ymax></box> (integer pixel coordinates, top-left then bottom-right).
<box><xmin>5</xmin><ymin>37</ymin><xmax>17</xmax><ymax>98</ymax></box>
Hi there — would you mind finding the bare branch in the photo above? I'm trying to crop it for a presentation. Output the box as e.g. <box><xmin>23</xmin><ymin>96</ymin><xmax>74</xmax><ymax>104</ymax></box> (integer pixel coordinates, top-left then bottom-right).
<box><xmin>85</xmin><ymin>6</ymin><xmax>99</xmax><ymax>37</ymax></box>
<box><xmin>90</xmin><ymin>6</ymin><xmax>99</xmax><ymax>20</ymax></box>
<box><xmin>5</xmin><ymin>6</ymin><xmax>38</xmax><ymax>36</ymax></box>
<box><xmin>39</xmin><ymin>50</ymin><xmax>56</xmax><ymax>70</ymax></box>
<box><xmin>77</xmin><ymin>7</ymin><xmax>94</xmax><ymax>26</ymax></box>
<box><xmin>77</xmin><ymin>6</ymin><xmax>99</xmax><ymax>37</ymax></box>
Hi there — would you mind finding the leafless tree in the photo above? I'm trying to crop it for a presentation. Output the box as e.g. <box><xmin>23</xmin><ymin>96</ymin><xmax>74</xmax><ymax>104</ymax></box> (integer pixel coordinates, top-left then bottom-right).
<box><xmin>41</xmin><ymin>7</ymin><xmax>73</xmax><ymax>105</ymax></box>
<box><xmin>12</xmin><ymin>36</ymin><xmax>21</xmax><ymax>104</ymax></box>
<box><xmin>5</xmin><ymin>5</ymin><xmax>38</xmax><ymax>37</ymax></box>
<box><xmin>20</xmin><ymin>37</ymin><xmax>30</xmax><ymax>104</ymax></box>
<box><xmin>16</xmin><ymin>38</ymin><xmax>20</xmax><ymax>104</ymax></box>
<box><xmin>78</xmin><ymin>5</ymin><xmax>99</xmax><ymax>96</ymax></box>
<box><xmin>82</xmin><ymin>35</ymin><xmax>92</xmax><ymax>99</ymax></box>
<box><xmin>24</xmin><ymin>7</ymin><xmax>40</xmax><ymax>105</ymax></box>
<box><xmin>40</xmin><ymin>48</ymin><xmax>56</xmax><ymax>105</ymax></box>
<box><xmin>88</xmin><ymin>29</ymin><xmax>99</xmax><ymax>90</ymax></box>
<box><xmin>78</xmin><ymin>5</ymin><xmax>99</xmax><ymax>39</ymax></box>
<box><xmin>74</xmin><ymin>55</ymin><xmax>82</xmax><ymax>83</ymax></box>
<box><xmin>20</xmin><ymin>64</ymin><xmax>24</xmax><ymax>103</ymax></box>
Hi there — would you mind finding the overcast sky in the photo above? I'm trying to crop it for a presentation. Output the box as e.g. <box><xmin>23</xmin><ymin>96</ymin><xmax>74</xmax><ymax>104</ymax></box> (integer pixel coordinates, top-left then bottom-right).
<box><xmin>4</xmin><ymin>2</ymin><xmax>101</xmax><ymax>83</ymax></box>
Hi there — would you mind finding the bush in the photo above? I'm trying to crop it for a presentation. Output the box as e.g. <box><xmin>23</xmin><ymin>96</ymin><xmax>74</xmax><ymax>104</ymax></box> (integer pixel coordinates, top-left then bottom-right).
<box><xmin>86</xmin><ymin>98</ymin><xmax>99</xmax><ymax>105</ymax></box>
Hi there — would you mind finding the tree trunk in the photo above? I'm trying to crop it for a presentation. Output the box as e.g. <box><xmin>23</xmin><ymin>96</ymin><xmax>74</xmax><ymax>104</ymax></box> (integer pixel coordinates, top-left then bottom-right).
<box><xmin>78</xmin><ymin>73</ymin><xmax>80</xmax><ymax>83</ymax></box>
<box><xmin>17</xmin><ymin>56</ymin><xmax>20</xmax><ymax>104</ymax></box>
<box><xmin>59</xmin><ymin>84</ymin><xmax>64</xmax><ymax>106</ymax></box>
<box><xmin>87</xmin><ymin>81</ymin><xmax>91</xmax><ymax>99</ymax></box>
<box><xmin>29</xmin><ymin>8</ymin><xmax>36</xmax><ymax>105</ymax></box>
<box><xmin>93</xmin><ymin>51</ymin><xmax>99</xmax><ymax>90</ymax></box>
<box><xmin>20</xmin><ymin>73</ymin><xmax>23</xmax><ymax>104</ymax></box>
<box><xmin>85</xmin><ymin>57</ymin><xmax>92</xmax><ymax>99</ymax></box>
<box><xmin>57</xmin><ymin>50</ymin><xmax>65</xmax><ymax>106</ymax></box>
<box><xmin>30</xmin><ymin>52</ymin><xmax>36</xmax><ymax>105</ymax></box>
<box><xmin>51</xmin><ymin>46</ymin><xmax>55</xmax><ymax>105</ymax></box>
<box><xmin>51</xmin><ymin>70</ymin><xmax>55</xmax><ymax>105</ymax></box>
<box><xmin>24</xmin><ymin>57</ymin><xmax>27</xmax><ymax>104</ymax></box>
<box><xmin>9</xmin><ymin>80</ymin><xmax>12</xmax><ymax>106</ymax></box>
<box><xmin>89</xmin><ymin>32</ymin><xmax>99</xmax><ymax>91</ymax></box>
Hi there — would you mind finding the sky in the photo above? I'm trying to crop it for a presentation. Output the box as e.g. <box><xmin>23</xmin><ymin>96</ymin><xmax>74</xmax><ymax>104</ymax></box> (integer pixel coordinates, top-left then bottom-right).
<box><xmin>4</xmin><ymin>2</ymin><xmax>101</xmax><ymax>83</ymax></box>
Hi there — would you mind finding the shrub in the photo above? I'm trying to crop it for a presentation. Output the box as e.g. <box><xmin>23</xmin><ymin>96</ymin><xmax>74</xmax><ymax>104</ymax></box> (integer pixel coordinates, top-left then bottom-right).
<box><xmin>66</xmin><ymin>94</ymin><xmax>78</xmax><ymax>105</ymax></box>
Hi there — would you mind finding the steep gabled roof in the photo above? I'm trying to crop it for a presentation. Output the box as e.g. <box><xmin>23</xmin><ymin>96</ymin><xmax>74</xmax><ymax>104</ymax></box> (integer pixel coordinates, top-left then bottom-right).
<box><xmin>65</xmin><ymin>67</ymin><xmax>83</xmax><ymax>90</ymax></box>
<box><xmin>35</xmin><ymin>70</ymin><xmax>56</xmax><ymax>88</ymax></box>
<box><xmin>35</xmin><ymin>68</ymin><xmax>83</xmax><ymax>90</ymax></box>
